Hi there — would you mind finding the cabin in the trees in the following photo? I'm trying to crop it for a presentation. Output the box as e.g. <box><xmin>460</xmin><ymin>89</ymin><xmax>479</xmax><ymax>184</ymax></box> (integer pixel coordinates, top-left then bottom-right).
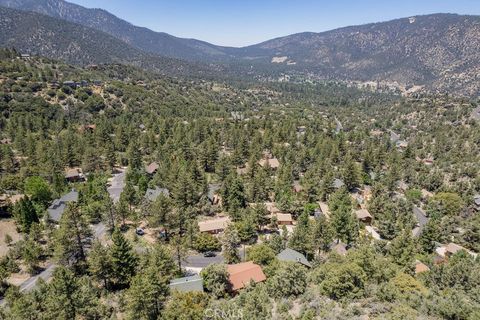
<box><xmin>145</xmin><ymin>162</ymin><xmax>159</xmax><ymax>175</ymax></box>
<box><xmin>276</xmin><ymin>213</ymin><xmax>293</xmax><ymax>226</ymax></box>
<box><xmin>144</xmin><ymin>187</ymin><xmax>169</xmax><ymax>202</ymax></box>
<box><xmin>65</xmin><ymin>168</ymin><xmax>85</xmax><ymax>182</ymax></box>
<box><xmin>330</xmin><ymin>242</ymin><xmax>348</xmax><ymax>256</ymax></box>
<box><xmin>355</xmin><ymin>209</ymin><xmax>373</xmax><ymax>225</ymax></box>
<box><xmin>207</xmin><ymin>184</ymin><xmax>222</xmax><ymax>205</ymax></box>
<box><xmin>169</xmin><ymin>275</ymin><xmax>204</xmax><ymax>293</ymax></box>
<box><xmin>473</xmin><ymin>194</ymin><xmax>480</xmax><ymax>211</ymax></box>
<box><xmin>63</xmin><ymin>81</ymin><xmax>77</xmax><ymax>89</ymax></box>
<box><xmin>277</xmin><ymin>248</ymin><xmax>312</xmax><ymax>268</ymax></box>
<box><xmin>436</xmin><ymin>242</ymin><xmax>477</xmax><ymax>260</ymax></box>
<box><xmin>333</xmin><ymin>178</ymin><xmax>345</xmax><ymax>189</ymax></box>
<box><xmin>258</xmin><ymin>157</ymin><xmax>280</xmax><ymax>169</ymax></box>
<box><xmin>227</xmin><ymin>261</ymin><xmax>266</xmax><ymax>292</ymax></box>
<box><xmin>198</xmin><ymin>216</ymin><xmax>230</xmax><ymax>234</ymax></box>
<box><xmin>365</xmin><ymin>226</ymin><xmax>381</xmax><ymax>240</ymax></box>
<box><xmin>47</xmin><ymin>189</ymin><xmax>79</xmax><ymax>223</ymax></box>
<box><xmin>414</xmin><ymin>260</ymin><xmax>430</xmax><ymax>274</ymax></box>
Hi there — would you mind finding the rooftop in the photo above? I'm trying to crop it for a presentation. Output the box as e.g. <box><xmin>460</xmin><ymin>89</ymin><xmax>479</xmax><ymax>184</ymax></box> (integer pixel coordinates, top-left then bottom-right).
<box><xmin>198</xmin><ymin>216</ymin><xmax>230</xmax><ymax>232</ymax></box>
<box><xmin>145</xmin><ymin>187</ymin><xmax>170</xmax><ymax>202</ymax></box>
<box><xmin>169</xmin><ymin>275</ymin><xmax>204</xmax><ymax>292</ymax></box>
<box><xmin>227</xmin><ymin>261</ymin><xmax>266</xmax><ymax>291</ymax></box>
<box><xmin>277</xmin><ymin>248</ymin><xmax>312</xmax><ymax>267</ymax></box>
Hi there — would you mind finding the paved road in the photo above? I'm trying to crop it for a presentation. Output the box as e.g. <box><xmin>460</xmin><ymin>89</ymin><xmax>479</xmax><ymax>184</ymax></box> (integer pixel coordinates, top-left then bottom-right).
<box><xmin>184</xmin><ymin>247</ymin><xmax>246</xmax><ymax>269</ymax></box>
<box><xmin>19</xmin><ymin>263</ymin><xmax>55</xmax><ymax>292</ymax></box>
<box><xmin>8</xmin><ymin>169</ymin><xmax>126</xmax><ymax>296</ymax></box>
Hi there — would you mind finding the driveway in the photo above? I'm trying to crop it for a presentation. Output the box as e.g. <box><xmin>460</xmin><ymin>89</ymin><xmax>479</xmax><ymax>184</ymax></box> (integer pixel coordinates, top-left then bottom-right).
<box><xmin>107</xmin><ymin>168</ymin><xmax>126</xmax><ymax>204</ymax></box>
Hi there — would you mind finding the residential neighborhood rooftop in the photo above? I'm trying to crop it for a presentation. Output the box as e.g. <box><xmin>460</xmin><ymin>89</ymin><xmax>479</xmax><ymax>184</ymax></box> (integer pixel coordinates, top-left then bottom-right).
<box><xmin>227</xmin><ymin>261</ymin><xmax>266</xmax><ymax>291</ymax></box>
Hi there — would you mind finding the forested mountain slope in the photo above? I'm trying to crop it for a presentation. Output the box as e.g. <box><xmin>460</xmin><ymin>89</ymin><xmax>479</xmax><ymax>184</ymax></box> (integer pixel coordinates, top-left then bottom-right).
<box><xmin>0</xmin><ymin>6</ymin><xmax>220</xmax><ymax>78</ymax></box>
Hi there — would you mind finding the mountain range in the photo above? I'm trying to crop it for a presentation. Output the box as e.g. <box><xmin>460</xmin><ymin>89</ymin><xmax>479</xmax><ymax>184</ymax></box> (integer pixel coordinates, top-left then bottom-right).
<box><xmin>1</xmin><ymin>0</ymin><xmax>480</xmax><ymax>95</ymax></box>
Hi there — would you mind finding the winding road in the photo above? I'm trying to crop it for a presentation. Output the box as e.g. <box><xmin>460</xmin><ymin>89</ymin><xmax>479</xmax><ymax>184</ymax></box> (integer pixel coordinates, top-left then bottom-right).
<box><xmin>10</xmin><ymin>169</ymin><xmax>127</xmax><ymax>295</ymax></box>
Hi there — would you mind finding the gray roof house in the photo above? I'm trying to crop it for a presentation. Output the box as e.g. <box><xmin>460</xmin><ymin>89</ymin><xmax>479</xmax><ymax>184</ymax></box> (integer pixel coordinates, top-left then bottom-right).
<box><xmin>169</xmin><ymin>275</ymin><xmax>204</xmax><ymax>292</ymax></box>
<box><xmin>207</xmin><ymin>183</ymin><xmax>222</xmax><ymax>204</ymax></box>
<box><xmin>47</xmin><ymin>189</ymin><xmax>79</xmax><ymax>222</ymax></box>
<box><xmin>333</xmin><ymin>179</ymin><xmax>345</xmax><ymax>189</ymax></box>
<box><xmin>145</xmin><ymin>187</ymin><xmax>170</xmax><ymax>202</ymax></box>
<box><xmin>277</xmin><ymin>248</ymin><xmax>312</xmax><ymax>268</ymax></box>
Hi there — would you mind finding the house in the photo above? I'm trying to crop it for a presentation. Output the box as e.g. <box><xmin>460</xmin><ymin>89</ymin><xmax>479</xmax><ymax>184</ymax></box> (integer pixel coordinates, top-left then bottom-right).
<box><xmin>297</xmin><ymin>126</ymin><xmax>307</xmax><ymax>135</ymax></box>
<box><xmin>145</xmin><ymin>162</ymin><xmax>159</xmax><ymax>175</ymax></box>
<box><xmin>276</xmin><ymin>213</ymin><xmax>293</xmax><ymax>225</ymax></box>
<box><xmin>258</xmin><ymin>158</ymin><xmax>280</xmax><ymax>169</ymax></box>
<box><xmin>355</xmin><ymin>209</ymin><xmax>373</xmax><ymax>224</ymax></box>
<box><xmin>412</xmin><ymin>206</ymin><xmax>429</xmax><ymax>238</ymax></box>
<box><xmin>63</xmin><ymin>81</ymin><xmax>77</xmax><ymax>89</ymax></box>
<box><xmin>47</xmin><ymin>189</ymin><xmax>79</xmax><ymax>222</ymax></box>
<box><xmin>318</xmin><ymin>202</ymin><xmax>331</xmax><ymax>219</ymax></box>
<box><xmin>227</xmin><ymin>261</ymin><xmax>266</xmax><ymax>291</ymax></box>
<box><xmin>396</xmin><ymin>140</ymin><xmax>408</xmax><ymax>149</ymax></box>
<box><xmin>65</xmin><ymin>168</ymin><xmax>85</xmax><ymax>182</ymax></box>
<box><xmin>292</xmin><ymin>181</ymin><xmax>303</xmax><ymax>193</ymax></box>
<box><xmin>365</xmin><ymin>226</ymin><xmax>381</xmax><ymax>240</ymax></box>
<box><xmin>333</xmin><ymin>179</ymin><xmax>345</xmax><ymax>189</ymax></box>
<box><xmin>49</xmin><ymin>81</ymin><xmax>60</xmax><ymax>89</ymax></box>
<box><xmin>473</xmin><ymin>194</ymin><xmax>480</xmax><ymax>211</ymax></box>
<box><xmin>264</xmin><ymin>202</ymin><xmax>280</xmax><ymax>214</ymax></box>
<box><xmin>78</xmin><ymin>124</ymin><xmax>96</xmax><ymax>133</ymax></box>
<box><xmin>207</xmin><ymin>184</ymin><xmax>222</xmax><ymax>205</ymax></box>
<box><xmin>277</xmin><ymin>248</ymin><xmax>312</xmax><ymax>268</ymax></box>
<box><xmin>144</xmin><ymin>187</ymin><xmax>170</xmax><ymax>202</ymax></box>
<box><xmin>169</xmin><ymin>275</ymin><xmax>203</xmax><ymax>293</ymax></box>
<box><xmin>198</xmin><ymin>216</ymin><xmax>231</xmax><ymax>234</ymax></box>
<box><xmin>0</xmin><ymin>138</ymin><xmax>11</xmax><ymax>145</ymax></box>
<box><xmin>436</xmin><ymin>243</ymin><xmax>477</xmax><ymax>259</ymax></box>
<box><xmin>415</xmin><ymin>260</ymin><xmax>430</xmax><ymax>275</ymax></box>
<box><xmin>331</xmin><ymin>242</ymin><xmax>347</xmax><ymax>256</ymax></box>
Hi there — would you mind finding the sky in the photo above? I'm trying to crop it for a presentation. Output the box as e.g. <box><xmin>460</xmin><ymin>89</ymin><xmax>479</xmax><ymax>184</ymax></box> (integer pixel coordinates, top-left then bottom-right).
<box><xmin>68</xmin><ymin>0</ymin><xmax>480</xmax><ymax>47</ymax></box>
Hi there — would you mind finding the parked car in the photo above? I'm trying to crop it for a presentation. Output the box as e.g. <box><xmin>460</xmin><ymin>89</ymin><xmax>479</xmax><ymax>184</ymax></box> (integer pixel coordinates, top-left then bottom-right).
<box><xmin>135</xmin><ymin>228</ymin><xmax>145</xmax><ymax>236</ymax></box>
<box><xmin>203</xmin><ymin>251</ymin><xmax>216</xmax><ymax>257</ymax></box>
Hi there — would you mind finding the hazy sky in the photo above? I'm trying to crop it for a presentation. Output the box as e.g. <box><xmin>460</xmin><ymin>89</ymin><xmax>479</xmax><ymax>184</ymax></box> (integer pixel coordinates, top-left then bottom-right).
<box><xmin>68</xmin><ymin>0</ymin><xmax>480</xmax><ymax>47</ymax></box>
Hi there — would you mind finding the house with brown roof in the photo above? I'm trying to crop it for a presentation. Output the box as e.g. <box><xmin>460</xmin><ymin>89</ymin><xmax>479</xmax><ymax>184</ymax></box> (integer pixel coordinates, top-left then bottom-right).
<box><xmin>276</xmin><ymin>213</ymin><xmax>293</xmax><ymax>225</ymax></box>
<box><xmin>415</xmin><ymin>260</ymin><xmax>430</xmax><ymax>275</ymax></box>
<box><xmin>227</xmin><ymin>261</ymin><xmax>266</xmax><ymax>292</ymax></box>
<box><xmin>293</xmin><ymin>181</ymin><xmax>303</xmax><ymax>193</ymax></box>
<box><xmin>436</xmin><ymin>242</ymin><xmax>477</xmax><ymax>259</ymax></box>
<box><xmin>198</xmin><ymin>216</ymin><xmax>231</xmax><ymax>234</ymax></box>
<box><xmin>65</xmin><ymin>168</ymin><xmax>85</xmax><ymax>182</ymax></box>
<box><xmin>258</xmin><ymin>158</ymin><xmax>280</xmax><ymax>169</ymax></box>
<box><xmin>145</xmin><ymin>162</ymin><xmax>159</xmax><ymax>175</ymax></box>
<box><xmin>355</xmin><ymin>209</ymin><xmax>373</xmax><ymax>224</ymax></box>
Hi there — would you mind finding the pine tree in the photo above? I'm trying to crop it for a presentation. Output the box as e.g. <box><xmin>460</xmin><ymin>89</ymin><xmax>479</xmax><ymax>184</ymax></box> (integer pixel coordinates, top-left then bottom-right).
<box><xmin>13</xmin><ymin>197</ymin><xmax>39</xmax><ymax>233</ymax></box>
<box><xmin>342</xmin><ymin>155</ymin><xmax>361</xmax><ymax>191</ymax></box>
<box><xmin>88</xmin><ymin>241</ymin><xmax>112</xmax><ymax>289</ymax></box>
<box><xmin>54</xmin><ymin>203</ymin><xmax>92</xmax><ymax>269</ymax></box>
<box><xmin>419</xmin><ymin>217</ymin><xmax>441</xmax><ymax>253</ymax></box>
<box><xmin>110</xmin><ymin>229</ymin><xmax>138</xmax><ymax>288</ymax></box>
<box><xmin>312</xmin><ymin>215</ymin><xmax>334</xmax><ymax>253</ymax></box>
<box><xmin>222</xmin><ymin>226</ymin><xmax>240</xmax><ymax>264</ymax></box>
<box><xmin>125</xmin><ymin>265</ymin><xmax>169</xmax><ymax>320</ymax></box>
<box><xmin>389</xmin><ymin>230</ymin><xmax>415</xmax><ymax>269</ymax></box>
<box><xmin>288</xmin><ymin>211</ymin><xmax>313</xmax><ymax>257</ymax></box>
